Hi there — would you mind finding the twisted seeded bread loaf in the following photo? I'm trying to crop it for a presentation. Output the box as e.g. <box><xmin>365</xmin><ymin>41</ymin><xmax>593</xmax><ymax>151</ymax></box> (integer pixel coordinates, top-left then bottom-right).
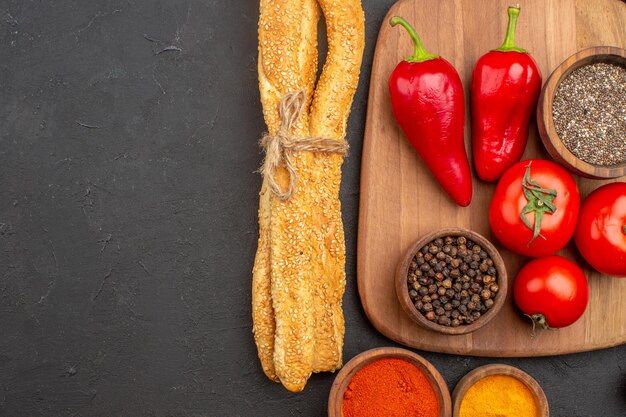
<box><xmin>270</xmin><ymin>0</ymin><xmax>364</xmax><ymax>389</ymax></box>
<box><xmin>253</xmin><ymin>0</ymin><xmax>364</xmax><ymax>392</ymax></box>
<box><xmin>308</xmin><ymin>0</ymin><xmax>365</xmax><ymax>374</ymax></box>
<box><xmin>252</xmin><ymin>0</ymin><xmax>319</xmax><ymax>384</ymax></box>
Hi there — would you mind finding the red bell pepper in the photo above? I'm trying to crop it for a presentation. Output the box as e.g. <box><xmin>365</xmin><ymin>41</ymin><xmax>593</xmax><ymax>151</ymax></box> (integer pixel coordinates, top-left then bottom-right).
<box><xmin>471</xmin><ymin>6</ymin><xmax>542</xmax><ymax>182</ymax></box>
<box><xmin>388</xmin><ymin>17</ymin><xmax>472</xmax><ymax>207</ymax></box>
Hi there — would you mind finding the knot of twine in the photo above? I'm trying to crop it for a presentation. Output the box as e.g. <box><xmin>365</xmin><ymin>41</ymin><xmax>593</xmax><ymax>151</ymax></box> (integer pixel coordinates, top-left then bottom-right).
<box><xmin>260</xmin><ymin>91</ymin><xmax>349</xmax><ymax>200</ymax></box>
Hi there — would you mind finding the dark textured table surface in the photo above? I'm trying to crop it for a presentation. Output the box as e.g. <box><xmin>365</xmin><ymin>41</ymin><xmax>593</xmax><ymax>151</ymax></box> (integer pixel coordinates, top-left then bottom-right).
<box><xmin>0</xmin><ymin>1</ymin><xmax>625</xmax><ymax>416</ymax></box>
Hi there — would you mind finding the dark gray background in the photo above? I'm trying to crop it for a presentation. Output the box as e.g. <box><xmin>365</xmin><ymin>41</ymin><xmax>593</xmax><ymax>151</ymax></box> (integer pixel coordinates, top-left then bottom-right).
<box><xmin>0</xmin><ymin>0</ymin><xmax>624</xmax><ymax>416</ymax></box>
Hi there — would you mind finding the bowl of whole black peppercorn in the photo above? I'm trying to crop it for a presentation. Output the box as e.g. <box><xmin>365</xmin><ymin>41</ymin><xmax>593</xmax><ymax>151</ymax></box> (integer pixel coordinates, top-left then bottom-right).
<box><xmin>395</xmin><ymin>228</ymin><xmax>508</xmax><ymax>335</ymax></box>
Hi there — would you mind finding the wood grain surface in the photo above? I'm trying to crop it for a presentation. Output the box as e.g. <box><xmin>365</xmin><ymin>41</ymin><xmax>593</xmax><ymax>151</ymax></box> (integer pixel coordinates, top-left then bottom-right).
<box><xmin>358</xmin><ymin>0</ymin><xmax>626</xmax><ymax>356</ymax></box>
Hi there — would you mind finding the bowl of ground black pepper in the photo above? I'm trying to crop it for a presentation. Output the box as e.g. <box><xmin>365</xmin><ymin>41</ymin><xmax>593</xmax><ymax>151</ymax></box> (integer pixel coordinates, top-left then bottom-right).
<box><xmin>328</xmin><ymin>347</ymin><xmax>451</xmax><ymax>417</ymax></box>
<box><xmin>538</xmin><ymin>46</ymin><xmax>626</xmax><ymax>179</ymax></box>
<box><xmin>395</xmin><ymin>228</ymin><xmax>507</xmax><ymax>335</ymax></box>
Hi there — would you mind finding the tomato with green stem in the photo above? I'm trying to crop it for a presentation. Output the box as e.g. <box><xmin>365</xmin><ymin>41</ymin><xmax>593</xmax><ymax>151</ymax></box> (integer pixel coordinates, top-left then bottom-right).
<box><xmin>489</xmin><ymin>159</ymin><xmax>580</xmax><ymax>257</ymax></box>
<box><xmin>575</xmin><ymin>182</ymin><xmax>626</xmax><ymax>277</ymax></box>
<box><xmin>514</xmin><ymin>255</ymin><xmax>589</xmax><ymax>330</ymax></box>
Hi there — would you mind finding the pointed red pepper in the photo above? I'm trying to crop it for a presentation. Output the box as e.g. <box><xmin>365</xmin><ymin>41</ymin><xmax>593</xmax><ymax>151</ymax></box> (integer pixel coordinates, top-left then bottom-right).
<box><xmin>471</xmin><ymin>5</ymin><xmax>542</xmax><ymax>182</ymax></box>
<box><xmin>388</xmin><ymin>17</ymin><xmax>472</xmax><ymax>207</ymax></box>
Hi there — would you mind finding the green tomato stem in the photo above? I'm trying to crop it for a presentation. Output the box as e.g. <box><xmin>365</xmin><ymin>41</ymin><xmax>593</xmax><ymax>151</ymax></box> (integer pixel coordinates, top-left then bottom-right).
<box><xmin>524</xmin><ymin>313</ymin><xmax>554</xmax><ymax>337</ymax></box>
<box><xmin>519</xmin><ymin>162</ymin><xmax>558</xmax><ymax>246</ymax></box>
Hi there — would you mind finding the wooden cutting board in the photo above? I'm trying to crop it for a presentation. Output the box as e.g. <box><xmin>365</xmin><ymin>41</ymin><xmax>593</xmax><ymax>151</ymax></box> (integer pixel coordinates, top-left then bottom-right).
<box><xmin>357</xmin><ymin>0</ymin><xmax>626</xmax><ymax>356</ymax></box>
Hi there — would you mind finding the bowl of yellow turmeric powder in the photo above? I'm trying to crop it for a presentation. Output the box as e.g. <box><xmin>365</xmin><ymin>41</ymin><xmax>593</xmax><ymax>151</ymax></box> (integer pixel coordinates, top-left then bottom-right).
<box><xmin>452</xmin><ymin>364</ymin><xmax>549</xmax><ymax>417</ymax></box>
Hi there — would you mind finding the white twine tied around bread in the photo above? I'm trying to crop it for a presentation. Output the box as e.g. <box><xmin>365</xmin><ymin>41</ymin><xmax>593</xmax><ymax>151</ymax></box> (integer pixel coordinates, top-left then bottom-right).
<box><xmin>260</xmin><ymin>91</ymin><xmax>349</xmax><ymax>200</ymax></box>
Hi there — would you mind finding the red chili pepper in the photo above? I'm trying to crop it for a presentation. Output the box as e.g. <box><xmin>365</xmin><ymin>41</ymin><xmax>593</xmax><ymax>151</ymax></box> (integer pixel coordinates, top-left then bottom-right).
<box><xmin>471</xmin><ymin>6</ymin><xmax>542</xmax><ymax>182</ymax></box>
<box><xmin>388</xmin><ymin>17</ymin><xmax>472</xmax><ymax>207</ymax></box>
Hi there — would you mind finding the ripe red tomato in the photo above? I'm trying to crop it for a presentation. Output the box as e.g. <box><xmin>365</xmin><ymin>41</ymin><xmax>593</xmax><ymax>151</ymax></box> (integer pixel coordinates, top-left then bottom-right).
<box><xmin>514</xmin><ymin>255</ymin><xmax>589</xmax><ymax>329</ymax></box>
<box><xmin>489</xmin><ymin>159</ymin><xmax>580</xmax><ymax>257</ymax></box>
<box><xmin>575</xmin><ymin>182</ymin><xmax>626</xmax><ymax>277</ymax></box>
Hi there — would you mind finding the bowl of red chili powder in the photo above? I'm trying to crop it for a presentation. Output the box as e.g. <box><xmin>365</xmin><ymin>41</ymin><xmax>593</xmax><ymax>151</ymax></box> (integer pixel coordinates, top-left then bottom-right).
<box><xmin>328</xmin><ymin>347</ymin><xmax>451</xmax><ymax>417</ymax></box>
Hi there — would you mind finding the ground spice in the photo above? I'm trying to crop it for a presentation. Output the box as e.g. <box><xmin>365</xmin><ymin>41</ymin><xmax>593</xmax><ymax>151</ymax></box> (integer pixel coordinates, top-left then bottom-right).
<box><xmin>459</xmin><ymin>374</ymin><xmax>538</xmax><ymax>417</ymax></box>
<box><xmin>342</xmin><ymin>358</ymin><xmax>439</xmax><ymax>417</ymax></box>
<box><xmin>552</xmin><ymin>62</ymin><xmax>626</xmax><ymax>166</ymax></box>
